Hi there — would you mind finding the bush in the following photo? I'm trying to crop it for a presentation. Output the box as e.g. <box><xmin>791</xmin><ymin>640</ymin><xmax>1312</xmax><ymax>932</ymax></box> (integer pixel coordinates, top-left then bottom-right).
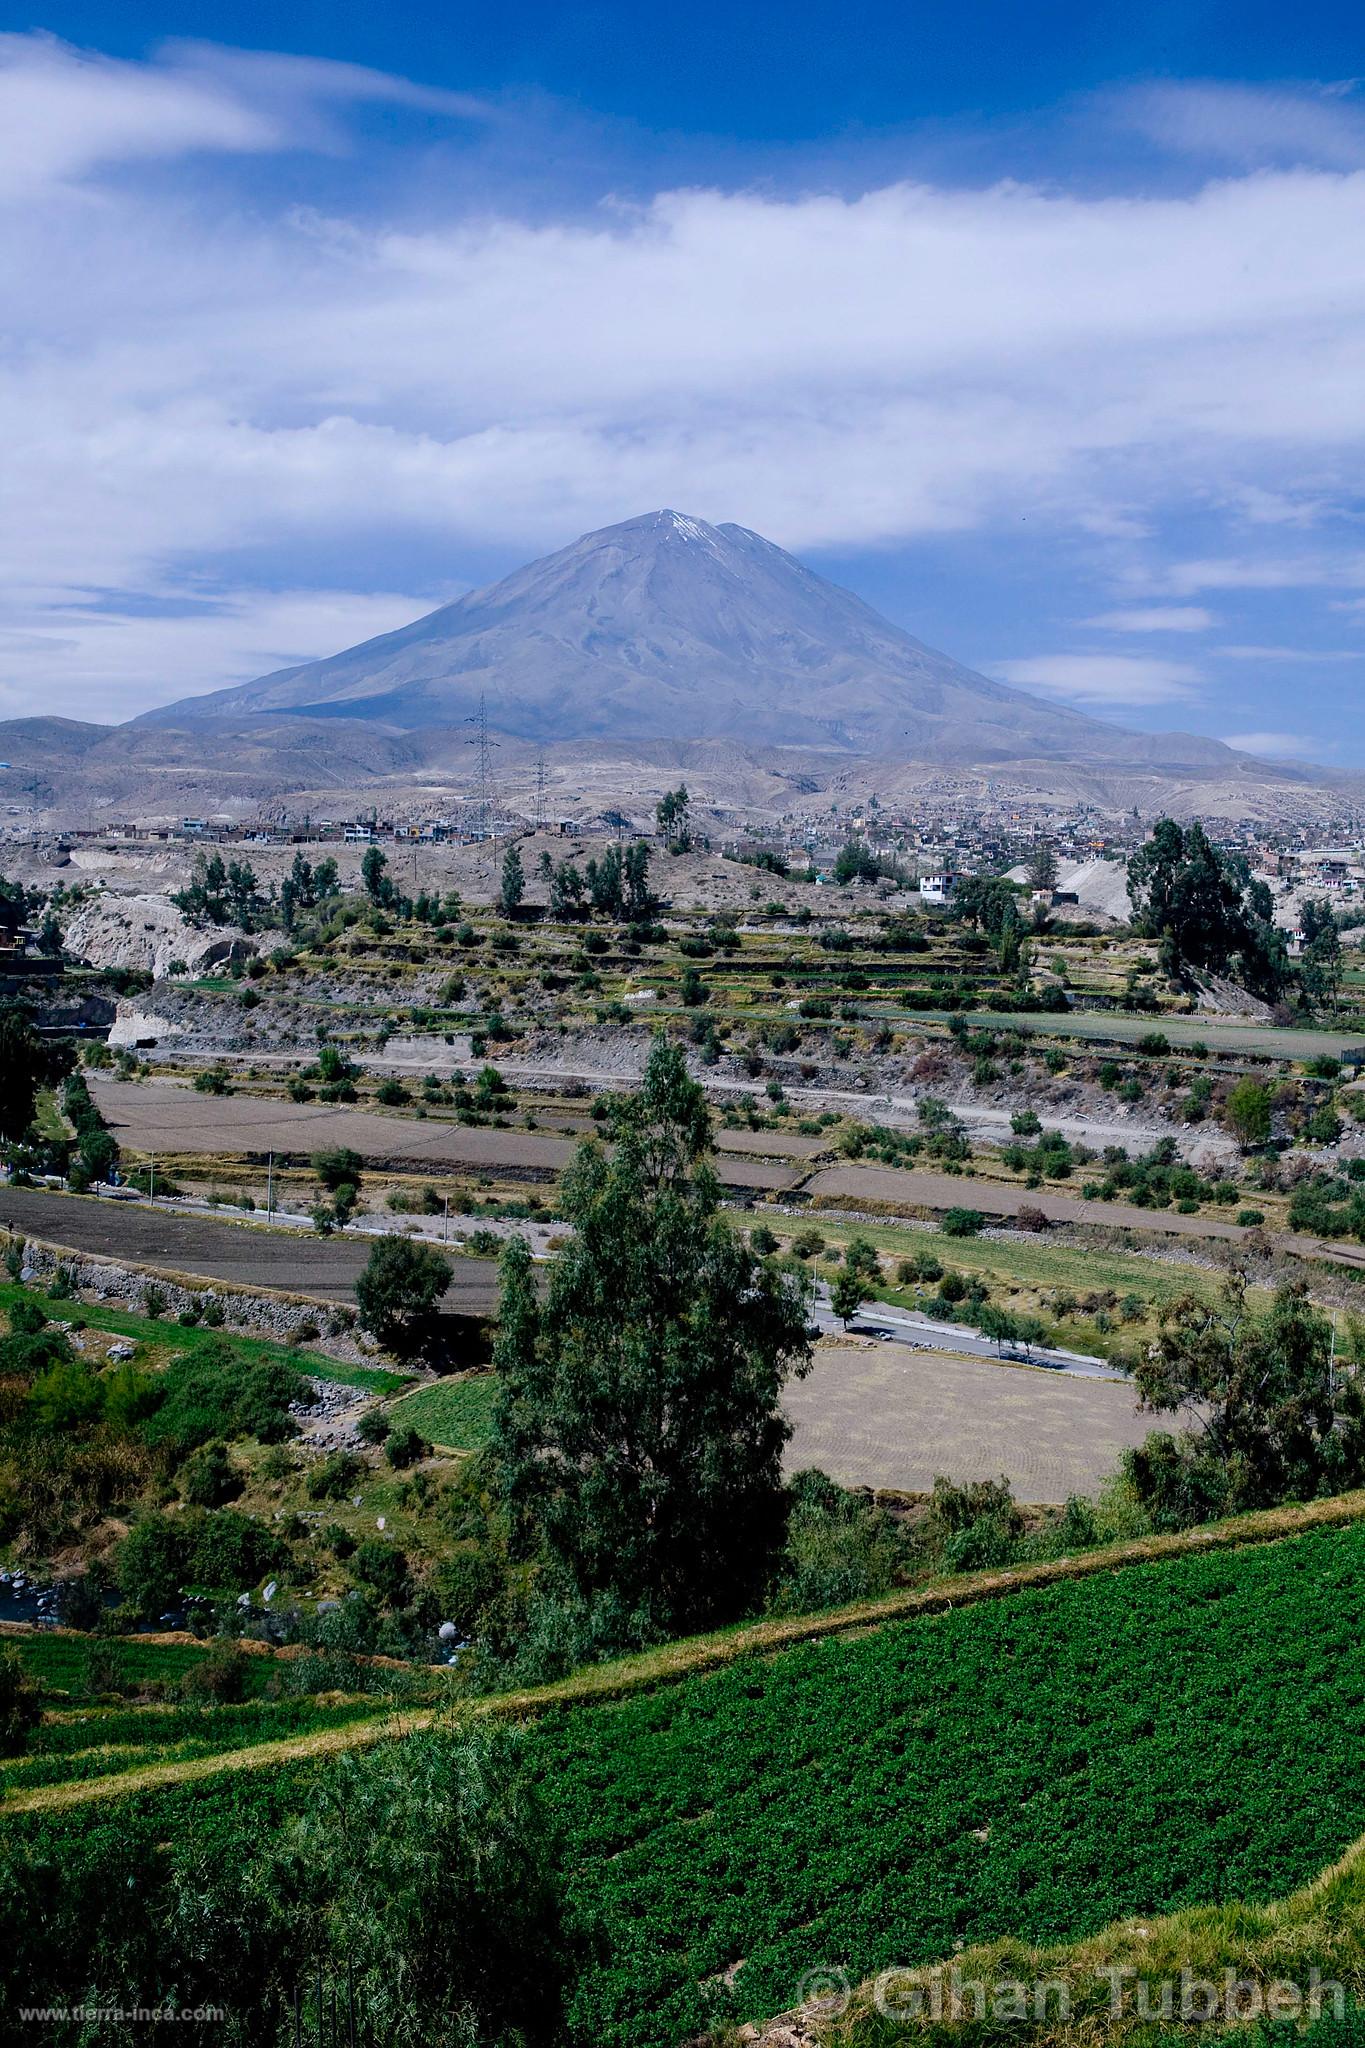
<box><xmin>942</xmin><ymin>1208</ymin><xmax>985</xmax><ymax>1238</ymax></box>
<box><xmin>177</xmin><ymin>1641</ymin><xmax>250</xmax><ymax>1703</ymax></box>
<box><xmin>0</xmin><ymin>1647</ymin><xmax>40</xmax><ymax>1755</ymax></box>
<box><xmin>141</xmin><ymin>1340</ymin><xmax>303</xmax><ymax>1456</ymax></box>
<box><xmin>769</xmin><ymin>1469</ymin><xmax>907</xmax><ymax>1615</ymax></box>
<box><xmin>306</xmin><ymin>1450</ymin><xmax>364</xmax><ymax>1502</ymax></box>
<box><xmin>351</xmin><ymin>1539</ymin><xmax>412</xmax><ymax>1608</ymax></box>
<box><xmin>181</xmin><ymin>1439</ymin><xmax>242</xmax><ymax>1508</ymax></box>
<box><xmin>117</xmin><ymin>1508</ymin><xmax>286</xmax><ymax>1615</ymax></box>
<box><xmin>920</xmin><ymin>1473</ymin><xmax>1024</xmax><ymax>1572</ymax></box>
<box><xmin>313</xmin><ymin>1146</ymin><xmax>364</xmax><ymax>1193</ymax></box>
<box><xmin>385</xmin><ymin>1423</ymin><xmax>430</xmax><ymax>1470</ymax></box>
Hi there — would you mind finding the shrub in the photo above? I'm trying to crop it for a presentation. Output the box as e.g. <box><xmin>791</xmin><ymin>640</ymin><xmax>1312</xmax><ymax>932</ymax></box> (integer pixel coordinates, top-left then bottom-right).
<box><xmin>142</xmin><ymin>1341</ymin><xmax>303</xmax><ymax>1456</ymax></box>
<box><xmin>385</xmin><ymin>1423</ymin><xmax>430</xmax><ymax>1470</ymax></box>
<box><xmin>920</xmin><ymin>1473</ymin><xmax>1024</xmax><ymax>1571</ymax></box>
<box><xmin>0</xmin><ymin>1647</ymin><xmax>41</xmax><ymax>1756</ymax></box>
<box><xmin>177</xmin><ymin>1641</ymin><xmax>250</xmax><ymax>1704</ymax></box>
<box><xmin>351</xmin><ymin>1539</ymin><xmax>412</xmax><ymax>1608</ymax></box>
<box><xmin>942</xmin><ymin>1207</ymin><xmax>985</xmax><ymax>1238</ymax></box>
<box><xmin>306</xmin><ymin>1450</ymin><xmax>364</xmax><ymax>1502</ymax></box>
<box><xmin>181</xmin><ymin>1439</ymin><xmax>242</xmax><ymax>1508</ymax></box>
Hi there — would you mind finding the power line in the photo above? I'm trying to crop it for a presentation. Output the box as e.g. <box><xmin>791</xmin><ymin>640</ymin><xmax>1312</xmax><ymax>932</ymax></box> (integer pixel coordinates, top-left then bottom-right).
<box><xmin>464</xmin><ymin>694</ymin><xmax>500</xmax><ymax>846</ymax></box>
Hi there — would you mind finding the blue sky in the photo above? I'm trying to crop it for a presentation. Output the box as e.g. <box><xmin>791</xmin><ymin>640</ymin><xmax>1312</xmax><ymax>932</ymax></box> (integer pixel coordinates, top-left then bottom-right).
<box><xmin>3</xmin><ymin>3</ymin><xmax>1365</xmax><ymax>762</ymax></box>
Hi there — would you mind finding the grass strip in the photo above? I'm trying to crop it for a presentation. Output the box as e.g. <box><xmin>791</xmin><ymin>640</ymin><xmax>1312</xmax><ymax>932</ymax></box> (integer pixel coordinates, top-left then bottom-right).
<box><xmin>0</xmin><ymin>1278</ymin><xmax>408</xmax><ymax>1393</ymax></box>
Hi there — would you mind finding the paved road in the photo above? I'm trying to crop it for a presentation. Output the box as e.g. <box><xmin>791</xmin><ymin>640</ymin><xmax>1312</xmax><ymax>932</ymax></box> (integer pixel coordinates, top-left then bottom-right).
<box><xmin>783</xmin><ymin>1339</ymin><xmax>1160</xmax><ymax>1503</ymax></box>
<box><xmin>811</xmin><ymin>1297</ymin><xmax>1118</xmax><ymax>1379</ymax></box>
<box><xmin>0</xmin><ymin>1186</ymin><xmax>502</xmax><ymax>1316</ymax></box>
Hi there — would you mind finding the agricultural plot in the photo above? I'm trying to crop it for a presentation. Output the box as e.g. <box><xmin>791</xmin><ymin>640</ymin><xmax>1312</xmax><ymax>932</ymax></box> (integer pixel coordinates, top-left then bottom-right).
<box><xmin>388</xmin><ymin>1373</ymin><xmax>498</xmax><ymax>1451</ymax></box>
<box><xmin>522</xmin><ymin>1521</ymin><xmax>1365</xmax><ymax>2046</ymax></box>
<box><xmin>2</xmin><ymin>1697</ymin><xmax>389</xmax><ymax>1801</ymax></box>
<box><xmin>804</xmin><ymin>1162</ymin><xmax>1246</xmax><ymax>1241</ymax></box>
<box><xmin>92</xmin><ymin>1078</ymin><xmax>800</xmax><ymax>1191</ymax></box>
<box><xmin>0</xmin><ymin>1185</ymin><xmax>503</xmax><ymax>1317</ymax></box>
<box><xmin>896</xmin><ymin>1008</ymin><xmax>1365</xmax><ymax>1061</ymax></box>
<box><xmin>782</xmin><ymin>1339</ymin><xmax>1157</xmax><ymax>1499</ymax></box>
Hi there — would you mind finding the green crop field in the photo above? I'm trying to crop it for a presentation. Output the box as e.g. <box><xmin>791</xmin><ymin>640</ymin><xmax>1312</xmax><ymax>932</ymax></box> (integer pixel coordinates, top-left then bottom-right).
<box><xmin>2</xmin><ymin>1697</ymin><xmax>387</xmax><ymax>1799</ymax></box>
<box><xmin>6</xmin><ymin>1521</ymin><xmax>1365</xmax><ymax>2043</ymax></box>
<box><xmin>389</xmin><ymin>1372</ymin><xmax>498</xmax><ymax>1449</ymax></box>
<box><xmin>516</xmin><ymin>1520</ymin><xmax>1365</xmax><ymax>2045</ymax></box>
<box><xmin>1</xmin><ymin>1633</ymin><xmax>280</xmax><ymax>1700</ymax></box>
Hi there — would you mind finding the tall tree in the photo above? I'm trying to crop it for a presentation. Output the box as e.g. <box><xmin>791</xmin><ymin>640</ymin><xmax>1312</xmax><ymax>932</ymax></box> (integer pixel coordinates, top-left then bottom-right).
<box><xmin>488</xmin><ymin>1038</ymin><xmax>812</xmax><ymax>1644</ymax></box>
<box><xmin>1126</xmin><ymin>1273</ymin><xmax>1363</xmax><ymax>1524</ymax></box>
<box><xmin>656</xmin><ymin>784</ymin><xmax>692</xmax><ymax>852</ymax></box>
<box><xmin>548</xmin><ymin>860</ymin><xmax>584</xmax><ymax>917</ymax></box>
<box><xmin>0</xmin><ymin>1004</ymin><xmax>70</xmax><ymax>1144</ymax></box>
<box><xmin>1300</xmin><ymin>898</ymin><xmax>1343</xmax><ymax>1011</ymax></box>
<box><xmin>354</xmin><ymin>1234</ymin><xmax>451</xmax><ymax>1360</ymax></box>
<box><xmin>1028</xmin><ymin>840</ymin><xmax>1059</xmax><ymax>892</ymax></box>
<box><xmin>360</xmin><ymin>845</ymin><xmax>389</xmax><ymax>905</ymax></box>
<box><xmin>499</xmin><ymin>843</ymin><xmax>525</xmax><ymax>918</ymax></box>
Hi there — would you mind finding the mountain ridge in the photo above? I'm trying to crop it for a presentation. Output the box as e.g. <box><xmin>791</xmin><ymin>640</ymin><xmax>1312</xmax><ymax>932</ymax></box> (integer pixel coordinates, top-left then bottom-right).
<box><xmin>137</xmin><ymin>510</ymin><xmax>1260</xmax><ymax>774</ymax></box>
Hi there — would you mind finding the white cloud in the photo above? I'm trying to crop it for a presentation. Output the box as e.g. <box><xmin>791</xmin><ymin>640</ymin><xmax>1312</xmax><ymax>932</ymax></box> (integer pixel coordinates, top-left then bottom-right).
<box><xmin>1086</xmin><ymin>606</ymin><xmax>1214</xmax><ymax>633</ymax></box>
<box><xmin>1119</xmin><ymin>80</ymin><xmax>1365</xmax><ymax>170</ymax></box>
<box><xmin>0</xmin><ymin>587</ymin><xmax>435</xmax><ymax>724</ymax></box>
<box><xmin>1224</xmin><ymin>731</ymin><xmax>1335</xmax><ymax>760</ymax></box>
<box><xmin>1215</xmin><ymin>644</ymin><xmax>1362</xmax><ymax>661</ymax></box>
<box><xmin>1156</xmin><ymin>555</ymin><xmax>1365</xmax><ymax>595</ymax></box>
<box><xmin>994</xmin><ymin>655</ymin><xmax>1202</xmax><ymax>706</ymax></box>
<box><xmin>0</xmin><ymin>34</ymin><xmax>275</xmax><ymax>196</ymax></box>
<box><xmin>0</xmin><ymin>34</ymin><xmax>484</xmax><ymax>198</ymax></box>
<box><xmin>5</xmin><ymin>38</ymin><xmax>1365</xmax><ymax>711</ymax></box>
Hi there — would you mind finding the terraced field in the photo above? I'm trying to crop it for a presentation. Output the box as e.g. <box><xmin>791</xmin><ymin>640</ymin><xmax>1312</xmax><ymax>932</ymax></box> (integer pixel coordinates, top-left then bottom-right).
<box><xmin>91</xmin><ymin>1079</ymin><xmax>808</xmax><ymax>1192</ymax></box>
<box><xmin>7</xmin><ymin>1515</ymin><xmax>1365</xmax><ymax>2047</ymax></box>
<box><xmin>523</xmin><ymin>1520</ymin><xmax>1365</xmax><ymax>2044</ymax></box>
<box><xmin>3</xmin><ymin>1696</ymin><xmax>390</xmax><ymax>1799</ymax></box>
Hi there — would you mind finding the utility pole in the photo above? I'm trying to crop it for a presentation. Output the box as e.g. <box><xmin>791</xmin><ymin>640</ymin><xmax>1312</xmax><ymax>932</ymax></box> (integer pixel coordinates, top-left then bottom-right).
<box><xmin>465</xmin><ymin>694</ymin><xmax>500</xmax><ymax>848</ymax></box>
<box><xmin>534</xmin><ymin>752</ymin><xmax>548</xmax><ymax>833</ymax></box>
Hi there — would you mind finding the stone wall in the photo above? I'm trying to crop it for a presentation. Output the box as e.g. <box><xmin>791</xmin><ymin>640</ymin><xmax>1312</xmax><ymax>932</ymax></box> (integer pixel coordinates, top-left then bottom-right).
<box><xmin>15</xmin><ymin>1235</ymin><xmax>360</xmax><ymax>1349</ymax></box>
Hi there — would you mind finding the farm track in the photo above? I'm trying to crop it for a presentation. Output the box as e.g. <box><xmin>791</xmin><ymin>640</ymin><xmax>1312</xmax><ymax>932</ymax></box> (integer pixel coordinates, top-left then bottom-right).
<box><xmin>7</xmin><ymin>1490</ymin><xmax>1365</xmax><ymax>1817</ymax></box>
